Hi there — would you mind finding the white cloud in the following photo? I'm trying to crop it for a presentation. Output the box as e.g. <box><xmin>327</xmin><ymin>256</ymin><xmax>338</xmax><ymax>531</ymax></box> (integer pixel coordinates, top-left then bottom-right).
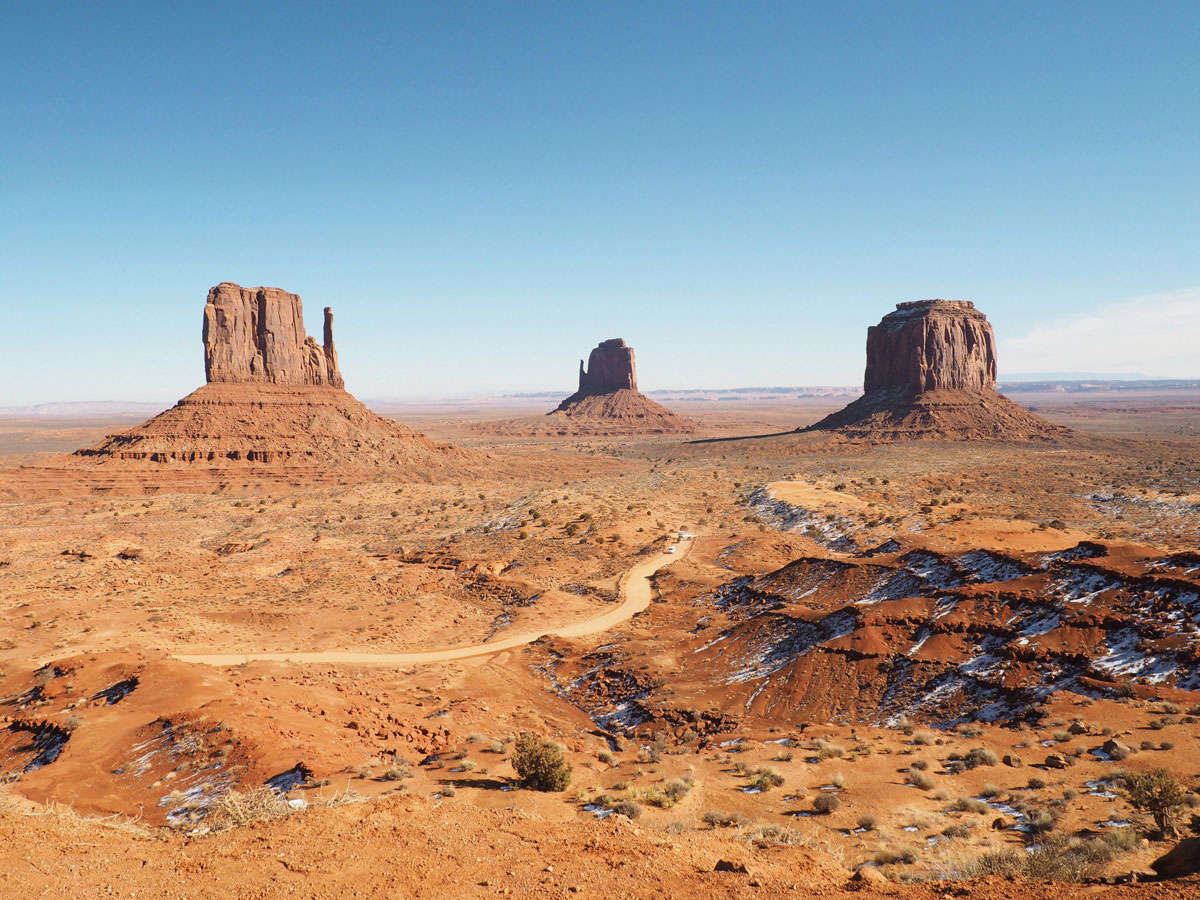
<box><xmin>1000</xmin><ymin>289</ymin><xmax>1200</xmax><ymax>378</ymax></box>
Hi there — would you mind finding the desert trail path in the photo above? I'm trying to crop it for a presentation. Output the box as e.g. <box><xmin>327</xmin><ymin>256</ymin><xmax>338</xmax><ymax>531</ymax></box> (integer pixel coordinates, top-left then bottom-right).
<box><xmin>177</xmin><ymin>538</ymin><xmax>693</xmax><ymax>667</ymax></box>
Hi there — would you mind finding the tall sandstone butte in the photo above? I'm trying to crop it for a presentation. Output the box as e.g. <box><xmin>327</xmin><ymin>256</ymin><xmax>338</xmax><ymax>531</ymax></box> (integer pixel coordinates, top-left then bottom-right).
<box><xmin>72</xmin><ymin>283</ymin><xmax>465</xmax><ymax>470</ymax></box>
<box><xmin>863</xmin><ymin>300</ymin><xmax>996</xmax><ymax>394</ymax></box>
<box><xmin>809</xmin><ymin>299</ymin><xmax>1063</xmax><ymax>441</ymax></box>
<box><xmin>203</xmin><ymin>282</ymin><xmax>343</xmax><ymax>388</ymax></box>
<box><xmin>574</xmin><ymin>338</ymin><xmax>637</xmax><ymax>396</ymax></box>
<box><xmin>542</xmin><ymin>338</ymin><xmax>696</xmax><ymax>435</ymax></box>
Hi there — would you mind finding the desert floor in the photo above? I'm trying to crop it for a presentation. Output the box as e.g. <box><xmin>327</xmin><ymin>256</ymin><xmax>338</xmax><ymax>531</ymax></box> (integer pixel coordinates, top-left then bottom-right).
<box><xmin>1</xmin><ymin>390</ymin><xmax>1199</xmax><ymax>898</ymax></box>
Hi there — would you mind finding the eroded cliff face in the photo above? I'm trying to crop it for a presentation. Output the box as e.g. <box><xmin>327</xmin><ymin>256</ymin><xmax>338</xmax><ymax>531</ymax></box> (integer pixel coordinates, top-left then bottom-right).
<box><xmin>202</xmin><ymin>283</ymin><xmax>343</xmax><ymax>389</ymax></box>
<box><xmin>864</xmin><ymin>300</ymin><xmax>997</xmax><ymax>394</ymax></box>
<box><xmin>807</xmin><ymin>299</ymin><xmax>1064</xmax><ymax>441</ymax></box>
<box><xmin>576</xmin><ymin>339</ymin><xmax>637</xmax><ymax>396</ymax></box>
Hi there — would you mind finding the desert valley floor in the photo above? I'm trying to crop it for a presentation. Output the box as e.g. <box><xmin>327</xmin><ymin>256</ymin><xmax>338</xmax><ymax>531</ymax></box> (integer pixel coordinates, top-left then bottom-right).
<box><xmin>2</xmin><ymin>390</ymin><xmax>1199</xmax><ymax>898</ymax></box>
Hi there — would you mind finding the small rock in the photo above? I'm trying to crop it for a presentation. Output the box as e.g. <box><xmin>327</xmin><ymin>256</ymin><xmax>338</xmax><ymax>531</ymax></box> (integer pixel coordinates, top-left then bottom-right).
<box><xmin>992</xmin><ymin>817</ymin><xmax>1010</xmax><ymax>830</ymax></box>
<box><xmin>850</xmin><ymin>867</ymin><xmax>889</xmax><ymax>884</ymax></box>
<box><xmin>714</xmin><ymin>860</ymin><xmax>749</xmax><ymax>874</ymax></box>
<box><xmin>1002</xmin><ymin>754</ymin><xmax>1023</xmax><ymax>768</ymax></box>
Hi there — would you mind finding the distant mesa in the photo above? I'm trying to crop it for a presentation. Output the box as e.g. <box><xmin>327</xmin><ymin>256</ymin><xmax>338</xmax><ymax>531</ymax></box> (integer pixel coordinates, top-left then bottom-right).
<box><xmin>544</xmin><ymin>338</ymin><xmax>697</xmax><ymax>435</ymax></box>
<box><xmin>807</xmin><ymin>300</ymin><xmax>1066</xmax><ymax>441</ymax></box>
<box><xmin>73</xmin><ymin>282</ymin><xmax>464</xmax><ymax>469</ymax></box>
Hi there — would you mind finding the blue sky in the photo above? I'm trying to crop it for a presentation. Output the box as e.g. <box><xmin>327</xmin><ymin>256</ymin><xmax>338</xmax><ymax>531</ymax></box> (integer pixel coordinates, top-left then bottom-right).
<box><xmin>2</xmin><ymin>2</ymin><xmax>1197</xmax><ymax>404</ymax></box>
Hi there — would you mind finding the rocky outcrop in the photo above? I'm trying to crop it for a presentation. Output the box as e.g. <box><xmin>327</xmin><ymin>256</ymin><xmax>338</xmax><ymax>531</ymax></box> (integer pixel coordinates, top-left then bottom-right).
<box><xmin>73</xmin><ymin>283</ymin><xmax>468</xmax><ymax>471</ymax></box>
<box><xmin>540</xmin><ymin>338</ymin><xmax>697</xmax><ymax>435</ymax></box>
<box><xmin>203</xmin><ymin>283</ymin><xmax>343</xmax><ymax>388</ymax></box>
<box><xmin>864</xmin><ymin>300</ymin><xmax>996</xmax><ymax>393</ymax></box>
<box><xmin>575</xmin><ymin>339</ymin><xmax>637</xmax><ymax>396</ymax></box>
<box><xmin>808</xmin><ymin>300</ymin><xmax>1065</xmax><ymax>442</ymax></box>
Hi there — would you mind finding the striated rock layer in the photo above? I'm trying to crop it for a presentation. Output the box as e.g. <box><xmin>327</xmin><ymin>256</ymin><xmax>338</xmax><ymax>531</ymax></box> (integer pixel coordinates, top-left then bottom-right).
<box><xmin>203</xmin><ymin>282</ymin><xmax>343</xmax><ymax>388</ymax></box>
<box><xmin>546</xmin><ymin>339</ymin><xmax>696</xmax><ymax>435</ymax></box>
<box><xmin>810</xmin><ymin>300</ymin><xmax>1065</xmax><ymax>442</ymax></box>
<box><xmin>74</xmin><ymin>283</ymin><xmax>465</xmax><ymax>470</ymax></box>
<box><xmin>74</xmin><ymin>383</ymin><xmax>457</xmax><ymax>468</ymax></box>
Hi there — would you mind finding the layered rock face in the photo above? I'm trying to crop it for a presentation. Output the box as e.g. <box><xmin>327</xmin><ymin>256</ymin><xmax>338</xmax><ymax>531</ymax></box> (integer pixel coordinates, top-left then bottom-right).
<box><xmin>203</xmin><ymin>283</ymin><xmax>343</xmax><ymax>388</ymax></box>
<box><xmin>809</xmin><ymin>300</ymin><xmax>1064</xmax><ymax>442</ymax></box>
<box><xmin>576</xmin><ymin>338</ymin><xmax>637</xmax><ymax>396</ymax></box>
<box><xmin>864</xmin><ymin>300</ymin><xmax>996</xmax><ymax>394</ymax></box>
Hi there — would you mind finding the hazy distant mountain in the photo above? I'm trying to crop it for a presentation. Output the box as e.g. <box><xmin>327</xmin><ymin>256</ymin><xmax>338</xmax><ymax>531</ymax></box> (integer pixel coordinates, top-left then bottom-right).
<box><xmin>0</xmin><ymin>401</ymin><xmax>171</xmax><ymax>418</ymax></box>
<box><xmin>1001</xmin><ymin>371</ymin><xmax>1153</xmax><ymax>381</ymax></box>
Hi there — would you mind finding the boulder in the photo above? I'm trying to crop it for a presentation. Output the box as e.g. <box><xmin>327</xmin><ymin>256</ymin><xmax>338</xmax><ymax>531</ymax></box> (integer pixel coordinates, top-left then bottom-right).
<box><xmin>1003</xmin><ymin>754</ymin><xmax>1023</xmax><ymax>768</ymax></box>
<box><xmin>1151</xmin><ymin>837</ymin><xmax>1200</xmax><ymax>879</ymax></box>
<box><xmin>1044</xmin><ymin>753</ymin><xmax>1069</xmax><ymax>769</ymax></box>
<box><xmin>1101</xmin><ymin>738</ymin><xmax>1134</xmax><ymax>759</ymax></box>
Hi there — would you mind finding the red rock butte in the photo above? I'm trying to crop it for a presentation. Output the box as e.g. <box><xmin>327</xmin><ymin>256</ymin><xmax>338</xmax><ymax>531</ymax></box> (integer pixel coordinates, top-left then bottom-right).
<box><xmin>544</xmin><ymin>338</ymin><xmax>697</xmax><ymax>435</ymax></box>
<box><xmin>809</xmin><ymin>299</ymin><xmax>1065</xmax><ymax>441</ymax></box>
<box><xmin>71</xmin><ymin>283</ymin><xmax>467</xmax><ymax>470</ymax></box>
<box><xmin>203</xmin><ymin>283</ymin><xmax>344</xmax><ymax>389</ymax></box>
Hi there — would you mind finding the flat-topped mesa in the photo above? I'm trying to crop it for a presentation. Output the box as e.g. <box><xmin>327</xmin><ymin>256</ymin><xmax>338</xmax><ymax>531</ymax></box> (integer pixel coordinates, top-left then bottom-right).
<box><xmin>202</xmin><ymin>283</ymin><xmax>343</xmax><ymax>389</ymax></box>
<box><xmin>864</xmin><ymin>299</ymin><xmax>997</xmax><ymax>394</ymax></box>
<box><xmin>576</xmin><ymin>338</ymin><xmax>637</xmax><ymax>396</ymax></box>
<box><xmin>805</xmin><ymin>298</ymin><xmax>1065</xmax><ymax>441</ymax></box>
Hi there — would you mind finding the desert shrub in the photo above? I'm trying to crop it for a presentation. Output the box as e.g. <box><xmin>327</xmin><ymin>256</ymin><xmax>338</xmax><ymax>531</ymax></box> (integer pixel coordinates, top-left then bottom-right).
<box><xmin>203</xmin><ymin>788</ymin><xmax>293</xmax><ymax>832</ymax></box>
<box><xmin>816</xmin><ymin>740</ymin><xmax>846</xmax><ymax>759</ymax></box>
<box><xmin>907</xmin><ymin>771</ymin><xmax>935</xmax><ymax>790</ymax></box>
<box><xmin>703</xmin><ymin>810</ymin><xmax>748</xmax><ymax>828</ymax></box>
<box><xmin>910</xmin><ymin>759</ymin><xmax>929</xmax><ymax>771</ymax></box>
<box><xmin>1126</xmin><ymin>768</ymin><xmax>1188</xmax><ymax>836</ymax></box>
<box><xmin>1027</xmin><ymin>776</ymin><xmax>1046</xmax><ymax>790</ymax></box>
<box><xmin>857</xmin><ymin>814</ymin><xmax>877</xmax><ymax>831</ymax></box>
<box><xmin>597</xmin><ymin>749</ymin><xmax>614</xmax><ymax>764</ymax></box>
<box><xmin>664</xmin><ymin>777</ymin><xmax>694</xmax><ymax>802</ymax></box>
<box><xmin>965</xmin><ymin>747</ymin><xmax>999</xmax><ymax>768</ymax></box>
<box><xmin>382</xmin><ymin>763</ymin><xmax>411</xmax><ymax>781</ymax></box>
<box><xmin>611</xmin><ymin>800</ymin><xmax>640</xmax><ymax>819</ymax></box>
<box><xmin>979</xmin><ymin>783</ymin><xmax>1003</xmax><ymax>799</ymax></box>
<box><xmin>913</xmin><ymin>731</ymin><xmax>937</xmax><ymax>746</ymax></box>
<box><xmin>1026</xmin><ymin>806</ymin><xmax>1059</xmax><ymax>834</ymax></box>
<box><xmin>511</xmin><ymin>733</ymin><xmax>572</xmax><ymax>792</ymax></box>
<box><xmin>813</xmin><ymin>793</ymin><xmax>840</xmax><ymax>814</ymax></box>
<box><xmin>747</xmin><ymin>824</ymin><xmax>797</xmax><ymax>847</ymax></box>
<box><xmin>951</xmin><ymin>796</ymin><xmax>990</xmax><ymax>814</ymax></box>
<box><xmin>941</xmin><ymin>824</ymin><xmax>970</xmax><ymax>839</ymax></box>
<box><xmin>874</xmin><ymin>846</ymin><xmax>918</xmax><ymax>865</ymax></box>
<box><xmin>748</xmin><ymin>768</ymin><xmax>784</xmax><ymax>792</ymax></box>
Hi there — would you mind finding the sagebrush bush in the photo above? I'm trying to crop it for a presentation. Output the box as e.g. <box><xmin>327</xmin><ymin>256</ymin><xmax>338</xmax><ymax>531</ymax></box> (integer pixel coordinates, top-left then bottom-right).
<box><xmin>511</xmin><ymin>733</ymin><xmax>572</xmax><ymax>792</ymax></box>
<box><xmin>813</xmin><ymin>793</ymin><xmax>840</xmax><ymax>814</ymax></box>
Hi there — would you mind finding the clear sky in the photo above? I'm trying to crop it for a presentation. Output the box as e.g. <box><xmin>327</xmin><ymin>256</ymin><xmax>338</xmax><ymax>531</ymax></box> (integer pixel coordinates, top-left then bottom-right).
<box><xmin>2</xmin><ymin>1</ymin><xmax>1197</xmax><ymax>405</ymax></box>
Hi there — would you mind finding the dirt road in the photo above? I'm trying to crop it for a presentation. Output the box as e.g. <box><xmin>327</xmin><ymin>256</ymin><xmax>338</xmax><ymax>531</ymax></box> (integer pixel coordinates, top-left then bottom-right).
<box><xmin>177</xmin><ymin>538</ymin><xmax>693</xmax><ymax>667</ymax></box>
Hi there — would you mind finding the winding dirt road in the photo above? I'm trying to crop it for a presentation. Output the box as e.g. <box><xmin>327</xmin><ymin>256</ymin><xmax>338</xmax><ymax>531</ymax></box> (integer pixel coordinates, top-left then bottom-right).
<box><xmin>177</xmin><ymin>538</ymin><xmax>693</xmax><ymax>667</ymax></box>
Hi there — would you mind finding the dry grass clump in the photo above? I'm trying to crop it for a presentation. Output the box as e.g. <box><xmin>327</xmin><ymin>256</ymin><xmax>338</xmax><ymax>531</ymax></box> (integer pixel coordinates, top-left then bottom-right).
<box><xmin>943</xmin><ymin>832</ymin><xmax>1138</xmax><ymax>882</ymax></box>
<box><xmin>203</xmin><ymin>788</ymin><xmax>293</xmax><ymax>832</ymax></box>
<box><xmin>907</xmin><ymin>771</ymin><xmax>935</xmax><ymax>790</ymax></box>
<box><xmin>703</xmin><ymin>810</ymin><xmax>749</xmax><ymax>828</ymax></box>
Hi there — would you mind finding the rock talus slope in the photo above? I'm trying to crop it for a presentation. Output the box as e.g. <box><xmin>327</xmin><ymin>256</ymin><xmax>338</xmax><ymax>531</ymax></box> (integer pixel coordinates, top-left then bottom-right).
<box><xmin>810</xmin><ymin>300</ymin><xmax>1064</xmax><ymax>441</ymax></box>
